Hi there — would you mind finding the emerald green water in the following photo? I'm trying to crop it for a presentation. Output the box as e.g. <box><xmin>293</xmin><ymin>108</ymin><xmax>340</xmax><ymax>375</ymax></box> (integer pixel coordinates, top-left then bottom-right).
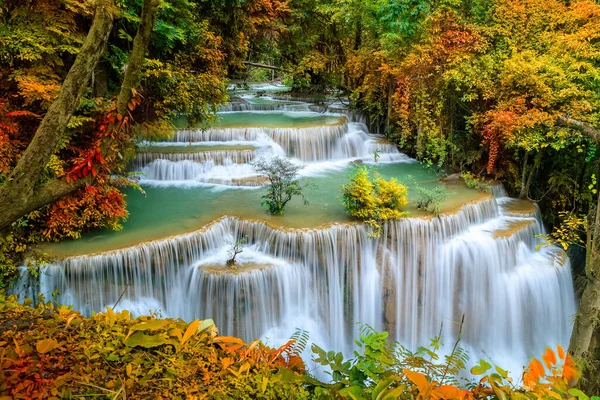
<box><xmin>214</xmin><ymin>111</ymin><xmax>343</xmax><ymax>128</ymax></box>
<box><xmin>44</xmin><ymin>163</ymin><xmax>484</xmax><ymax>257</ymax></box>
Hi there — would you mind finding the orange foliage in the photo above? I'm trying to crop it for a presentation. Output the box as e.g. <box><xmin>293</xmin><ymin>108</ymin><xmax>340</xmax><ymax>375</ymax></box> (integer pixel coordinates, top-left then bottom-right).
<box><xmin>43</xmin><ymin>185</ymin><xmax>128</xmax><ymax>240</ymax></box>
<box><xmin>389</xmin><ymin>11</ymin><xmax>482</xmax><ymax>163</ymax></box>
<box><xmin>215</xmin><ymin>336</ymin><xmax>305</xmax><ymax>373</ymax></box>
<box><xmin>478</xmin><ymin>97</ymin><xmax>554</xmax><ymax>173</ymax></box>
<box><xmin>248</xmin><ymin>0</ymin><xmax>290</xmax><ymax>37</ymax></box>
<box><xmin>0</xmin><ymin>99</ymin><xmax>38</xmax><ymax>174</ymax></box>
<box><xmin>519</xmin><ymin>346</ymin><xmax>579</xmax><ymax>396</ymax></box>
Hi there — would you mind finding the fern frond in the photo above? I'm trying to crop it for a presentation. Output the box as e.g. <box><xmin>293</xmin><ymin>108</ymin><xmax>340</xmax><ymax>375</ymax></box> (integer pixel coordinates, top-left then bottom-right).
<box><xmin>289</xmin><ymin>328</ymin><xmax>310</xmax><ymax>357</ymax></box>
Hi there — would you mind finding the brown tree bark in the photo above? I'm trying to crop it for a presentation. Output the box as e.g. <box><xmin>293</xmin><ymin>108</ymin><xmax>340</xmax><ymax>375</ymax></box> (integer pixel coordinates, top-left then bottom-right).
<box><xmin>0</xmin><ymin>1</ymin><xmax>115</xmax><ymax>231</ymax></box>
<box><xmin>117</xmin><ymin>0</ymin><xmax>161</xmax><ymax>116</ymax></box>
<box><xmin>569</xmin><ymin>195</ymin><xmax>600</xmax><ymax>359</ymax></box>
<box><xmin>557</xmin><ymin>117</ymin><xmax>600</xmax><ymax>372</ymax></box>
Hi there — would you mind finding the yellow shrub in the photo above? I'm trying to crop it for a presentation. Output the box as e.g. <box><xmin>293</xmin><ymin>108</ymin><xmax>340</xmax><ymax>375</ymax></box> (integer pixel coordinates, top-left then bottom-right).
<box><xmin>342</xmin><ymin>167</ymin><xmax>409</xmax><ymax>237</ymax></box>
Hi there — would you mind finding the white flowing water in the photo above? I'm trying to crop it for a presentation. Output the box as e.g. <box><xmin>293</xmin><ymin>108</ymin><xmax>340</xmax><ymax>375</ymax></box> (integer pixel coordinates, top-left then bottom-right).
<box><xmin>136</xmin><ymin>110</ymin><xmax>410</xmax><ymax>186</ymax></box>
<box><xmin>220</xmin><ymin>95</ymin><xmax>311</xmax><ymax>112</ymax></box>
<box><xmin>15</xmin><ymin>100</ymin><xmax>576</xmax><ymax>378</ymax></box>
<box><xmin>16</xmin><ymin>193</ymin><xmax>575</xmax><ymax>375</ymax></box>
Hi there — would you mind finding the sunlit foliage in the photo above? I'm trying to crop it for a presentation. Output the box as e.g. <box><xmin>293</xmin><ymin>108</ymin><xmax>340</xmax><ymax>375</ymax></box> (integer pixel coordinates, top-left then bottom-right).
<box><xmin>342</xmin><ymin>166</ymin><xmax>408</xmax><ymax>237</ymax></box>
<box><xmin>0</xmin><ymin>294</ymin><xmax>593</xmax><ymax>399</ymax></box>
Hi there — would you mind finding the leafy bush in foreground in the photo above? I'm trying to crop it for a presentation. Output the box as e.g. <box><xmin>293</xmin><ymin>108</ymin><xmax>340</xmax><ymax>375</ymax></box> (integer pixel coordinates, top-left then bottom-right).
<box><xmin>0</xmin><ymin>294</ymin><xmax>309</xmax><ymax>399</ymax></box>
<box><xmin>0</xmin><ymin>294</ymin><xmax>593</xmax><ymax>399</ymax></box>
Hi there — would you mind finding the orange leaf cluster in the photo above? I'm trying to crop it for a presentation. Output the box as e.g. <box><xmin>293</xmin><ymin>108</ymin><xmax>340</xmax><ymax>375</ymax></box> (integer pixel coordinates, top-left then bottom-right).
<box><xmin>42</xmin><ymin>185</ymin><xmax>128</xmax><ymax>240</ymax></box>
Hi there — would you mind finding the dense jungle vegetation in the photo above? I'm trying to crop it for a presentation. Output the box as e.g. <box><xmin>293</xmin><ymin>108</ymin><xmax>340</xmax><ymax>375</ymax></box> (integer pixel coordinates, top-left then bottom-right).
<box><xmin>1</xmin><ymin>0</ymin><xmax>600</xmax><ymax>396</ymax></box>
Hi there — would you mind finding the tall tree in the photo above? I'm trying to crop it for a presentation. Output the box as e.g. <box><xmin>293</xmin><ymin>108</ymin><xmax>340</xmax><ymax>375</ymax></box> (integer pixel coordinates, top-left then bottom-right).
<box><xmin>0</xmin><ymin>0</ymin><xmax>160</xmax><ymax>231</ymax></box>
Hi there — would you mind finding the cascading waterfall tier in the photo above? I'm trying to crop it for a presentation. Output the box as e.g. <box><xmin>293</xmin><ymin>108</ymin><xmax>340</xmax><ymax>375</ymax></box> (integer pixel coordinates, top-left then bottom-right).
<box><xmin>170</xmin><ymin>123</ymin><xmax>408</xmax><ymax>162</ymax></box>
<box><xmin>308</xmin><ymin>104</ymin><xmax>368</xmax><ymax>125</ymax></box>
<box><xmin>134</xmin><ymin>150</ymin><xmax>256</xmax><ymax>169</ymax></box>
<box><xmin>135</xmin><ymin>118</ymin><xmax>411</xmax><ymax>185</ymax></box>
<box><xmin>171</xmin><ymin>124</ymin><xmax>352</xmax><ymax>162</ymax></box>
<box><xmin>133</xmin><ymin>149</ymin><xmax>261</xmax><ymax>182</ymax></box>
<box><xmin>16</xmin><ymin>195</ymin><xmax>575</xmax><ymax>374</ymax></box>
<box><xmin>220</xmin><ymin>98</ymin><xmax>310</xmax><ymax>112</ymax></box>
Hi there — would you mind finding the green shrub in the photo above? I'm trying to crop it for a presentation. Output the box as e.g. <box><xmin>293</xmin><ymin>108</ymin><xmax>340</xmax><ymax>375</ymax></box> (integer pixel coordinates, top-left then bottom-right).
<box><xmin>461</xmin><ymin>172</ymin><xmax>491</xmax><ymax>192</ymax></box>
<box><xmin>253</xmin><ymin>157</ymin><xmax>308</xmax><ymax>215</ymax></box>
<box><xmin>415</xmin><ymin>185</ymin><xmax>448</xmax><ymax>215</ymax></box>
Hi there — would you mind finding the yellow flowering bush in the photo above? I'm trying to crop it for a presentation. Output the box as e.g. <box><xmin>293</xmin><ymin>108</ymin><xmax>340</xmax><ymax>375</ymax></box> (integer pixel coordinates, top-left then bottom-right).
<box><xmin>342</xmin><ymin>167</ymin><xmax>408</xmax><ymax>237</ymax></box>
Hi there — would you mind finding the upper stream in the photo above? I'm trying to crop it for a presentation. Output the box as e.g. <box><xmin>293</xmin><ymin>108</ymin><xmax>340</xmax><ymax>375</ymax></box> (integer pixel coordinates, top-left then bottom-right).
<box><xmin>17</xmin><ymin>86</ymin><xmax>576</xmax><ymax>377</ymax></box>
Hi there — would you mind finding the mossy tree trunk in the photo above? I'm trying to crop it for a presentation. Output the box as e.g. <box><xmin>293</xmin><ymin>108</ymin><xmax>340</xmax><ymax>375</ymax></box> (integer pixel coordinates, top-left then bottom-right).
<box><xmin>519</xmin><ymin>150</ymin><xmax>542</xmax><ymax>199</ymax></box>
<box><xmin>0</xmin><ymin>1</ymin><xmax>115</xmax><ymax>231</ymax></box>
<box><xmin>557</xmin><ymin>117</ymin><xmax>600</xmax><ymax>389</ymax></box>
<box><xmin>569</xmin><ymin>197</ymin><xmax>600</xmax><ymax>358</ymax></box>
<box><xmin>0</xmin><ymin>0</ymin><xmax>160</xmax><ymax>231</ymax></box>
<box><xmin>116</xmin><ymin>0</ymin><xmax>160</xmax><ymax>116</ymax></box>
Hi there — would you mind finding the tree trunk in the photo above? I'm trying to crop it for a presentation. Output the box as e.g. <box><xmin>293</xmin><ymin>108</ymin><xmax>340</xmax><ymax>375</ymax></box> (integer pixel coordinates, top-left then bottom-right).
<box><xmin>354</xmin><ymin>21</ymin><xmax>362</xmax><ymax>51</ymax></box>
<box><xmin>93</xmin><ymin>62</ymin><xmax>109</xmax><ymax>97</ymax></box>
<box><xmin>386</xmin><ymin>78</ymin><xmax>394</xmax><ymax>131</ymax></box>
<box><xmin>117</xmin><ymin>0</ymin><xmax>161</xmax><ymax>116</ymax></box>
<box><xmin>519</xmin><ymin>151</ymin><xmax>542</xmax><ymax>199</ymax></box>
<box><xmin>569</xmin><ymin>195</ymin><xmax>600</xmax><ymax>358</ymax></box>
<box><xmin>519</xmin><ymin>152</ymin><xmax>530</xmax><ymax>199</ymax></box>
<box><xmin>0</xmin><ymin>0</ymin><xmax>161</xmax><ymax>231</ymax></box>
<box><xmin>0</xmin><ymin>1</ymin><xmax>115</xmax><ymax>231</ymax></box>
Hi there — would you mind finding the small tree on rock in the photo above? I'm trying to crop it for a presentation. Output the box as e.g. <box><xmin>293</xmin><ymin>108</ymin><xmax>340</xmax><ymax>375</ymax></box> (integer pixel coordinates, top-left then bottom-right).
<box><xmin>252</xmin><ymin>156</ymin><xmax>308</xmax><ymax>215</ymax></box>
<box><xmin>226</xmin><ymin>236</ymin><xmax>247</xmax><ymax>269</ymax></box>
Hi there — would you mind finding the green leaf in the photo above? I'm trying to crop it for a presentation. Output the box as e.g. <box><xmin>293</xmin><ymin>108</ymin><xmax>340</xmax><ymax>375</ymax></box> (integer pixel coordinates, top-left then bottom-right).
<box><xmin>470</xmin><ymin>359</ymin><xmax>492</xmax><ymax>375</ymax></box>
<box><xmin>372</xmin><ymin>377</ymin><xmax>395</xmax><ymax>400</ymax></box>
<box><xmin>198</xmin><ymin>319</ymin><xmax>216</xmax><ymax>332</ymax></box>
<box><xmin>36</xmin><ymin>338</ymin><xmax>60</xmax><ymax>354</ymax></box>
<box><xmin>125</xmin><ymin>332</ymin><xmax>171</xmax><ymax>348</ymax></box>
<box><xmin>495</xmin><ymin>365</ymin><xmax>508</xmax><ymax>379</ymax></box>
<box><xmin>339</xmin><ymin>386</ymin><xmax>365</xmax><ymax>400</ymax></box>
<box><xmin>130</xmin><ymin>319</ymin><xmax>170</xmax><ymax>332</ymax></box>
<box><xmin>568</xmin><ymin>389</ymin><xmax>590</xmax><ymax>400</ymax></box>
<box><xmin>379</xmin><ymin>385</ymin><xmax>407</xmax><ymax>400</ymax></box>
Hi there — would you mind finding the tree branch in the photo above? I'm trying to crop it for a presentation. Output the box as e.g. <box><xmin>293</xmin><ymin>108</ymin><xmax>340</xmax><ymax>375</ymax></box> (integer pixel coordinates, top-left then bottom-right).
<box><xmin>556</xmin><ymin>116</ymin><xmax>600</xmax><ymax>143</ymax></box>
<box><xmin>242</xmin><ymin>61</ymin><xmax>293</xmax><ymax>73</ymax></box>
<box><xmin>0</xmin><ymin>0</ymin><xmax>161</xmax><ymax>231</ymax></box>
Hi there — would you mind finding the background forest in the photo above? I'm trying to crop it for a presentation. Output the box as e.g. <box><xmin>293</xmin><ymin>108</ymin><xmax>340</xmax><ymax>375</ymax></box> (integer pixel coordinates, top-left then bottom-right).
<box><xmin>1</xmin><ymin>0</ymin><xmax>600</xmax><ymax>397</ymax></box>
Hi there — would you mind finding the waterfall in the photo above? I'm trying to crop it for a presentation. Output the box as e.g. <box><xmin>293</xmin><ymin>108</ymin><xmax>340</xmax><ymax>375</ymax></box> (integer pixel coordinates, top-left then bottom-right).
<box><xmin>219</xmin><ymin>98</ymin><xmax>310</xmax><ymax>112</ymax></box>
<box><xmin>135</xmin><ymin>121</ymin><xmax>411</xmax><ymax>186</ymax></box>
<box><xmin>171</xmin><ymin>124</ymin><xmax>350</xmax><ymax>161</ymax></box>
<box><xmin>308</xmin><ymin>104</ymin><xmax>368</xmax><ymax>125</ymax></box>
<box><xmin>170</xmin><ymin>123</ymin><xmax>407</xmax><ymax>163</ymax></box>
<box><xmin>15</xmin><ymin>196</ymin><xmax>576</xmax><ymax>371</ymax></box>
<box><xmin>16</xmin><ymin>102</ymin><xmax>576</xmax><ymax>381</ymax></box>
<box><xmin>133</xmin><ymin>150</ymin><xmax>257</xmax><ymax>169</ymax></box>
<box><xmin>137</xmin><ymin>159</ymin><xmax>263</xmax><ymax>182</ymax></box>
